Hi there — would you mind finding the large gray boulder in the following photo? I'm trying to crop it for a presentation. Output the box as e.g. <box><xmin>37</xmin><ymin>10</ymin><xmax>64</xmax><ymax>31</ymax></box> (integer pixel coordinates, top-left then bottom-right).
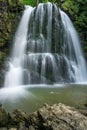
<box><xmin>28</xmin><ymin>103</ymin><xmax>87</xmax><ymax>130</ymax></box>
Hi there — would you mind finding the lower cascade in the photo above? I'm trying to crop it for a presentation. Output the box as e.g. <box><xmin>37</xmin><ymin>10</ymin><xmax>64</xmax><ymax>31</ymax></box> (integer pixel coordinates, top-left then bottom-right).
<box><xmin>4</xmin><ymin>2</ymin><xmax>87</xmax><ymax>87</ymax></box>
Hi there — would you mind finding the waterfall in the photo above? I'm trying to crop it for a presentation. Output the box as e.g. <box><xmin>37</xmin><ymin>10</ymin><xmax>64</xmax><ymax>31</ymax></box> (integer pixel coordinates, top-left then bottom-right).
<box><xmin>60</xmin><ymin>10</ymin><xmax>87</xmax><ymax>82</ymax></box>
<box><xmin>4</xmin><ymin>2</ymin><xmax>87</xmax><ymax>87</ymax></box>
<box><xmin>4</xmin><ymin>6</ymin><xmax>33</xmax><ymax>87</ymax></box>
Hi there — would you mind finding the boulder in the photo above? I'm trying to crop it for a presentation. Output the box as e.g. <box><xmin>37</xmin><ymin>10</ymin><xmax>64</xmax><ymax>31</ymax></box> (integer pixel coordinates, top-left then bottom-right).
<box><xmin>28</xmin><ymin>103</ymin><xmax>87</xmax><ymax>130</ymax></box>
<box><xmin>1</xmin><ymin>103</ymin><xmax>87</xmax><ymax>130</ymax></box>
<box><xmin>8</xmin><ymin>109</ymin><xmax>28</xmax><ymax>126</ymax></box>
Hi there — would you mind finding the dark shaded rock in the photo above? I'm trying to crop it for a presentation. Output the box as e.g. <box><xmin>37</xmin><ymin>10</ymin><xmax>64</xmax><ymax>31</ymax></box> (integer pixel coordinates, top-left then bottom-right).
<box><xmin>84</xmin><ymin>103</ymin><xmax>87</xmax><ymax>108</ymax></box>
<box><xmin>18</xmin><ymin>122</ymin><xmax>29</xmax><ymax>130</ymax></box>
<box><xmin>0</xmin><ymin>106</ymin><xmax>8</xmax><ymax>127</ymax></box>
<box><xmin>8</xmin><ymin>109</ymin><xmax>28</xmax><ymax>127</ymax></box>
<box><xmin>77</xmin><ymin>108</ymin><xmax>87</xmax><ymax>117</ymax></box>
<box><xmin>0</xmin><ymin>128</ymin><xmax>7</xmax><ymax>130</ymax></box>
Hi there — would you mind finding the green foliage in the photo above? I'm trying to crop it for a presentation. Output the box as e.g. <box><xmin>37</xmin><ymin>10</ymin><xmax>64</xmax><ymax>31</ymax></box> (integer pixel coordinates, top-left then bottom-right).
<box><xmin>83</xmin><ymin>46</ymin><xmax>87</xmax><ymax>52</ymax></box>
<box><xmin>8</xmin><ymin>0</ymin><xmax>23</xmax><ymax>6</ymax></box>
<box><xmin>22</xmin><ymin>0</ymin><xmax>61</xmax><ymax>6</ymax></box>
<box><xmin>62</xmin><ymin>0</ymin><xmax>79</xmax><ymax>15</ymax></box>
<box><xmin>61</xmin><ymin>0</ymin><xmax>87</xmax><ymax>41</ymax></box>
<box><xmin>23</xmin><ymin>0</ymin><xmax>35</xmax><ymax>6</ymax></box>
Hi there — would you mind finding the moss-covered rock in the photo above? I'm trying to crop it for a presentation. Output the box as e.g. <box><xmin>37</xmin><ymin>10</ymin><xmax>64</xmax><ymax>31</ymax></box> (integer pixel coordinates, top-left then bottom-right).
<box><xmin>8</xmin><ymin>109</ymin><xmax>28</xmax><ymax>127</ymax></box>
<box><xmin>0</xmin><ymin>105</ymin><xmax>8</xmax><ymax>127</ymax></box>
<box><xmin>0</xmin><ymin>0</ymin><xmax>23</xmax><ymax>48</ymax></box>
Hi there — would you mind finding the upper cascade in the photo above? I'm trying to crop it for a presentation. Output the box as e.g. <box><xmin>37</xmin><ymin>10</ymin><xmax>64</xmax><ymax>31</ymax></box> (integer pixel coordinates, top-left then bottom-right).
<box><xmin>4</xmin><ymin>2</ymin><xmax>87</xmax><ymax>87</ymax></box>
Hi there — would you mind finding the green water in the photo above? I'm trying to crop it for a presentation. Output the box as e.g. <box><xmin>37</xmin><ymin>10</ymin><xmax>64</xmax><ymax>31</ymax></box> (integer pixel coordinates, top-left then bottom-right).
<box><xmin>0</xmin><ymin>84</ymin><xmax>87</xmax><ymax>113</ymax></box>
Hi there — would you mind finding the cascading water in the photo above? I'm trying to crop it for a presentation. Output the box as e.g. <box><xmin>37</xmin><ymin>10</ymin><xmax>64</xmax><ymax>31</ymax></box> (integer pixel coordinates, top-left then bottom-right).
<box><xmin>4</xmin><ymin>2</ymin><xmax>87</xmax><ymax>87</ymax></box>
<box><xmin>4</xmin><ymin>6</ymin><xmax>33</xmax><ymax>87</ymax></box>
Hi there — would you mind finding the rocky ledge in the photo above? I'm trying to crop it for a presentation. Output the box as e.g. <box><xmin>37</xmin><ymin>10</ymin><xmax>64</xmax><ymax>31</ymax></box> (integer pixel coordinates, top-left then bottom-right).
<box><xmin>0</xmin><ymin>103</ymin><xmax>87</xmax><ymax>130</ymax></box>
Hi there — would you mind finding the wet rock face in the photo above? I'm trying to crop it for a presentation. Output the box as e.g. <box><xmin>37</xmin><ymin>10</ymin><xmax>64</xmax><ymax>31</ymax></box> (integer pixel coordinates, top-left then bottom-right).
<box><xmin>0</xmin><ymin>0</ymin><xmax>8</xmax><ymax>46</ymax></box>
<box><xmin>0</xmin><ymin>0</ymin><xmax>23</xmax><ymax>47</ymax></box>
<box><xmin>0</xmin><ymin>103</ymin><xmax>87</xmax><ymax>130</ymax></box>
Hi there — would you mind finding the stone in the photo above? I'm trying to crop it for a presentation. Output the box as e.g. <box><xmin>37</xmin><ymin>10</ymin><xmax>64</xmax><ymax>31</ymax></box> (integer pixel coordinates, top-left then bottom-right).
<box><xmin>1</xmin><ymin>103</ymin><xmax>87</xmax><ymax>130</ymax></box>
<box><xmin>0</xmin><ymin>128</ymin><xmax>7</xmax><ymax>130</ymax></box>
<box><xmin>0</xmin><ymin>106</ymin><xmax>8</xmax><ymax>127</ymax></box>
<box><xmin>9</xmin><ymin>128</ymin><xmax>17</xmax><ymax>130</ymax></box>
<box><xmin>8</xmin><ymin>109</ymin><xmax>28</xmax><ymax>126</ymax></box>
<box><xmin>18</xmin><ymin>122</ymin><xmax>29</xmax><ymax>130</ymax></box>
<box><xmin>28</xmin><ymin>126</ymin><xmax>35</xmax><ymax>130</ymax></box>
<box><xmin>28</xmin><ymin>103</ymin><xmax>87</xmax><ymax>130</ymax></box>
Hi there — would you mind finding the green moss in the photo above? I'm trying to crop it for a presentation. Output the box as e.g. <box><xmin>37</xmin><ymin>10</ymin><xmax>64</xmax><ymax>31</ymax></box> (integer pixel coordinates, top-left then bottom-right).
<box><xmin>8</xmin><ymin>0</ymin><xmax>23</xmax><ymax>6</ymax></box>
<box><xmin>0</xmin><ymin>51</ymin><xmax>6</xmax><ymax>60</ymax></box>
<box><xmin>0</xmin><ymin>107</ymin><xmax>8</xmax><ymax>127</ymax></box>
<box><xmin>22</xmin><ymin>0</ymin><xmax>35</xmax><ymax>6</ymax></box>
<box><xmin>0</xmin><ymin>38</ymin><xmax>4</xmax><ymax>43</ymax></box>
<box><xmin>62</xmin><ymin>0</ymin><xmax>87</xmax><ymax>37</ymax></box>
<box><xmin>83</xmin><ymin>46</ymin><xmax>87</xmax><ymax>52</ymax></box>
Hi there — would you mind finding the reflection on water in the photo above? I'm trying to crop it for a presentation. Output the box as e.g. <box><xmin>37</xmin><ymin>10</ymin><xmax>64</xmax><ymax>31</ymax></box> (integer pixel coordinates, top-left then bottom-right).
<box><xmin>0</xmin><ymin>84</ymin><xmax>87</xmax><ymax>113</ymax></box>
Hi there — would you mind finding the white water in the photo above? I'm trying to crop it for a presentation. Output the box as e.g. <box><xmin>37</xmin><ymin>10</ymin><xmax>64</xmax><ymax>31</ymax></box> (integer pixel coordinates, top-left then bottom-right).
<box><xmin>4</xmin><ymin>6</ymin><xmax>33</xmax><ymax>87</ymax></box>
<box><xmin>3</xmin><ymin>2</ymin><xmax>87</xmax><ymax>87</ymax></box>
<box><xmin>60</xmin><ymin>10</ymin><xmax>87</xmax><ymax>82</ymax></box>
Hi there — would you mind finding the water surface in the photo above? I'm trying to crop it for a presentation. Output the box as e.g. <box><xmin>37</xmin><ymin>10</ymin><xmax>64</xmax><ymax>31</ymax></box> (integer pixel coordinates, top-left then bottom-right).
<box><xmin>0</xmin><ymin>84</ymin><xmax>87</xmax><ymax>113</ymax></box>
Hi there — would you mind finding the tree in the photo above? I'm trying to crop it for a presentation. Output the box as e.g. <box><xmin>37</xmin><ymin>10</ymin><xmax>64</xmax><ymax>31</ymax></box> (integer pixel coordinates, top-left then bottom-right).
<box><xmin>36</xmin><ymin>0</ymin><xmax>43</xmax><ymax>5</ymax></box>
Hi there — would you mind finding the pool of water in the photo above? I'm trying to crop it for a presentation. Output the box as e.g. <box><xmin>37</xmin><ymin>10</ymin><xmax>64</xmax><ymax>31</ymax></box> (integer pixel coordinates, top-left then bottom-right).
<box><xmin>0</xmin><ymin>84</ymin><xmax>87</xmax><ymax>113</ymax></box>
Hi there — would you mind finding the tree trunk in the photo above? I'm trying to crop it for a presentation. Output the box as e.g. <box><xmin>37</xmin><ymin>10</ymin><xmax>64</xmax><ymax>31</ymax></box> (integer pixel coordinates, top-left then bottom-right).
<box><xmin>36</xmin><ymin>0</ymin><xmax>39</xmax><ymax>5</ymax></box>
<box><xmin>36</xmin><ymin>0</ymin><xmax>43</xmax><ymax>5</ymax></box>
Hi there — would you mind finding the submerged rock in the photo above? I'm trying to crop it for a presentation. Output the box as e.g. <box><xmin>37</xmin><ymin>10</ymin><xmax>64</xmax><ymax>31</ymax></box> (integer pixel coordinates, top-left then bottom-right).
<box><xmin>0</xmin><ymin>103</ymin><xmax>87</xmax><ymax>130</ymax></box>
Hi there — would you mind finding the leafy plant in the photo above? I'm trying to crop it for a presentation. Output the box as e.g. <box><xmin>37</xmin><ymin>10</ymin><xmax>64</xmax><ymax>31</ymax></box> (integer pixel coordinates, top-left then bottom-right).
<box><xmin>22</xmin><ymin>0</ymin><xmax>35</xmax><ymax>6</ymax></box>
